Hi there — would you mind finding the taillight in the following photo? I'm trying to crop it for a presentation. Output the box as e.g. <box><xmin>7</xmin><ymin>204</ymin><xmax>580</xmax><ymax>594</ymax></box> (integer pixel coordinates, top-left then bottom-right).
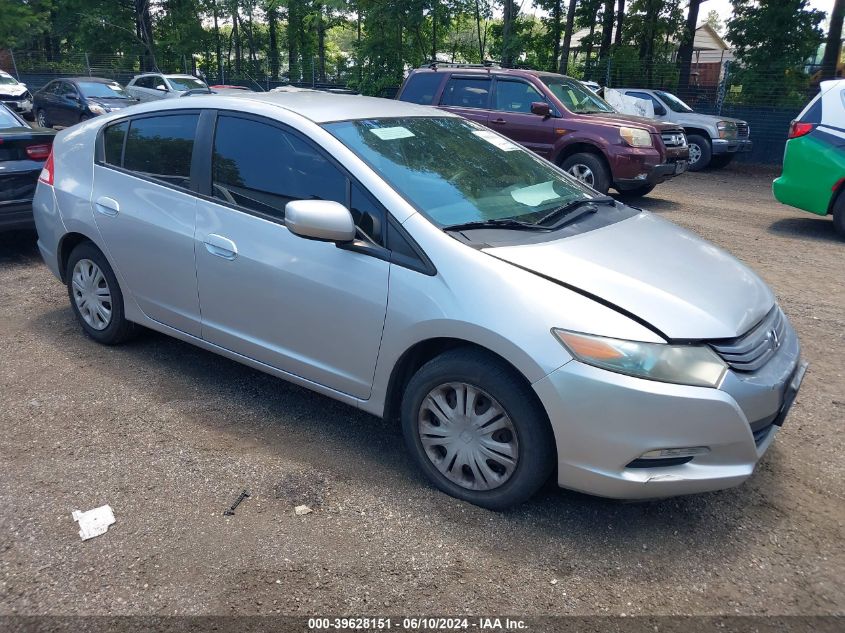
<box><xmin>38</xmin><ymin>149</ymin><xmax>54</xmax><ymax>185</ymax></box>
<box><xmin>26</xmin><ymin>143</ymin><xmax>51</xmax><ymax>161</ymax></box>
<box><xmin>788</xmin><ymin>121</ymin><xmax>815</xmax><ymax>139</ymax></box>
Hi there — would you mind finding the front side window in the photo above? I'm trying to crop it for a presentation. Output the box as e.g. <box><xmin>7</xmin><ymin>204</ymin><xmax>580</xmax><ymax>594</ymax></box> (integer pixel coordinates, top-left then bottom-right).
<box><xmin>167</xmin><ymin>77</ymin><xmax>207</xmax><ymax>92</ymax></box>
<box><xmin>102</xmin><ymin>121</ymin><xmax>128</xmax><ymax>166</ymax></box>
<box><xmin>212</xmin><ymin>115</ymin><xmax>346</xmax><ymax>220</ymax></box>
<box><xmin>541</xmin><ymin>76</ymin><xmax>614</xmax><ymax>114</ymax></box>
<box><xmin>494</xmin><ymin>79</ymin><xmax>545</xmax><ymax>113</ymax></box>
<box><xmin>325</xmin><ymin>117</ymin><xmax>593</xmax><ymax>227</ymax></box>
<box><xmin>123</xmin><ymin>114</ymin><xmax>198</xmax><ymax>186</ymax></box>
<box><xmin>654</xmin><ymin>90</ymin><xmax>694</xmax><ymax>113</ymax></box>
<box><xmin>440</xmin><ymin>77</ymin><xmax>491</xmax><ymax>109</ymax></box>
<box><xmin>399</xmin><ymin>73</ymin><xmax>444</xmax><ymax>105</ymax></box>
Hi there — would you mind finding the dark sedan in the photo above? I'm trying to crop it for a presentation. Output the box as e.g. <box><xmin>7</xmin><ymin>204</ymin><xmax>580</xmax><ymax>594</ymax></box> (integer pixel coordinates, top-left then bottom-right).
<box><xmin>33</xmin><ymin>77</ymin><xmax>137</xmax><ymax>128</ymax></box>
<box><xmin>0</xmin><ymin>104</ymin><xmax>55</xmax><ymax>231</ymax></box>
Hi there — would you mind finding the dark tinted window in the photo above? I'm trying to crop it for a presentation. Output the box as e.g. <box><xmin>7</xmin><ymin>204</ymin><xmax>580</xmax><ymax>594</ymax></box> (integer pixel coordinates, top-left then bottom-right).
<box><xmin>123</xmin><ymin>114</ymin><xmax>198</xmax><ymax>186</ymax></box>
<box><xmin>399</xmin><ymin>73</ymin><xmax>444</xmax><ymax>105</ymax></box>
<box><xmin>103</xmin><ymin>121</ymin><xmax>128</xmax><ymax>166</ymax></box>
<box><xmin>212</xmin><ymin>115</ymin><xmax>346</xmax><ymax>220</ymax></box>
<box><xmin>494</xmin><ymin>79</ymin><xmax>545</xmax><ymax>113</ymax></box>
<box><xmin>59</xmin><ymin>83</ymin><xmax>78</xmax><ymax>98</ymax></box>
<box><xmin>440</xmin><ymin>77</ymin><xmax>490</xmax><ymax>109</ymax></box>
<box><xmin>350</xmin><ymin>183</ymin><xmax>384</xmax><ymax>242</ymax></box>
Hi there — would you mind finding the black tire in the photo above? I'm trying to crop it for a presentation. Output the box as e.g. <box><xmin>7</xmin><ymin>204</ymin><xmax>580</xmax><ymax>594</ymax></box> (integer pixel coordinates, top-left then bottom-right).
<box><xmin>833</xmin><ymin>192</ymin><xmax>845</xmax><ymax>238</ymax></box>
<box><xmin>616</xmin><ymin>183</ymin><xmax>656</xmax><ymax>199</ymax></box>
<box><xmin>66</xmin><ymin>242</ymin><xmax>136</xmax><ymax>345</ymax></box>
<box><xmin>36</xmin><ymin>108</ymin><xmax>50</xmax><ymax>129</ymax></box>
<box><xmin>400</xmin><ymin>348</ymin><xmax>556</xmax><ymax>510</ymax></box>
<box><xmin>560</xmin><ymin>152</ymin><xmax>611</xmax><ymax>194</ymax></box>
<box><xmin>687</xmin><ymin>134</ymin><xmax>711</xmax><ymax>171</ymax></box>
<box><xmin>709</xmin><ymin>154</ymin><xmax>734</xmax><ymax>169</ymax></box>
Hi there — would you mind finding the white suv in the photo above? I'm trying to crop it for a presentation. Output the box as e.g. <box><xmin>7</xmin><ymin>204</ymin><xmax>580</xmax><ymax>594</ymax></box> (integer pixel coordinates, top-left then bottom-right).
<box><xmin>125</xmin><ymin>73</ymin><xmax>209</xmax><ymax>102</ymax></box>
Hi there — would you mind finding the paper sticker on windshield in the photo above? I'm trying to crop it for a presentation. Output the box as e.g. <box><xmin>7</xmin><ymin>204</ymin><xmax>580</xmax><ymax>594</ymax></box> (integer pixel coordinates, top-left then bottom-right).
<box><xmin>370</xmin><ymin>126</ymin><xmax>415</xmax><ymax>140</ymax></box>
<box><xmin>473</xmin><ymin>130</ymin><xmax>520</xmax><ymax>151</ymax></box>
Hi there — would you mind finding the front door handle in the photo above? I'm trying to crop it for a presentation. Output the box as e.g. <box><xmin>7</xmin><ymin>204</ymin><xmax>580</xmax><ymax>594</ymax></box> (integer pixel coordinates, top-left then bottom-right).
<box><xmin>490</xmin><ymin>118</ymin><xmax>507</xmax><ymax>124</ymax></box>
<box><xmin>95</xmin><ymin>196</ymin><xmax>119</xmax><ymax>217</ymax></box>
<box><xmin>204</xmin><ymin>234</ymin><xmax>238</xmax><ymax>260</ymax></box>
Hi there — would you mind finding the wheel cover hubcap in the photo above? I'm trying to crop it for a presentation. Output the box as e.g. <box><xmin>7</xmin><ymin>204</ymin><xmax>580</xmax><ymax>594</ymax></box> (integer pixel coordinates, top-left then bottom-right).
<box><xmin>71</xmin><ymin>259</ymin><xmax>112</xmax><ymax>330</ymax></box>
<box><xmin>38</xmin><ymin>111</ymin><xmax>46</xmax><ymax>126</ymax></box>
<box><xmin>417</xmin><ymin>382</ymin><xmax>519</xmax><ymax>491</ymax></box>
<box><xmin>567</xmin><ymin>163</ymin><xmax>594</xmax><ymax>186</ymax></box>
<box><xmin>689</xmin><ymin>143</ymin><xmax>702</xmax><ymax>165</ymax></box>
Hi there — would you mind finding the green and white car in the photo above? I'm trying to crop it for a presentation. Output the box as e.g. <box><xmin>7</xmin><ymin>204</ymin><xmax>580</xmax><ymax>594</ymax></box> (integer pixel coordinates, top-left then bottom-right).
<box><xmin>773</xmin><ymin>79</ymin><xmax>845</xmax><ymax>236</ymax></box>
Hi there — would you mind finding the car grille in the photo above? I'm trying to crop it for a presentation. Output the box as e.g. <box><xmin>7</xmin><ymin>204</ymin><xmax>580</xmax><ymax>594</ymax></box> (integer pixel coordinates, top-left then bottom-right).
<box><xmin>661</xmin><ymin>130</ymin><xmax>687</xmax><ymax>147</ymax></box>
<box><xmin>736</xmin><ymin>122</ymin><xmax>749</xmax><ymax>138</ymax></box>
<box><xmin>0</xmin><ymin>92</ymin><xmax>27</xmax><ymax>101</ymax></box>
<box><xmin>709</xmin><ymin>306</ymin><xmax>788</xmax><ymax>372</ymax></box>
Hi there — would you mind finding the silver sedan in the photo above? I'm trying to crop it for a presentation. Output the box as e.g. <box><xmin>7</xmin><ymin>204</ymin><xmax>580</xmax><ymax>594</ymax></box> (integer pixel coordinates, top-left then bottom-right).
<box><xmin>32</xmin><ymin>92</ymin><xmax>806</xmax><ymax>509</ymax></box>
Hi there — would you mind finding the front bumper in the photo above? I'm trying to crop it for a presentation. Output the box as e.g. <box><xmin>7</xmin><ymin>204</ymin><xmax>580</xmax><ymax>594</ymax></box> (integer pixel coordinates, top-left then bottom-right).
<box><xmin>2</xmin><ymin>98</ymin><xmax>33</xmax><ymax>115</ymax></box>
<box><xmin>533</xmin><ymin>331</ymin><xmax>805</xmax><ymax>499</ymax></box>
<box><xmin>712</xmin><ymin>138</ymin><xmax>753</xmax><ymax>155</ymax></box>
<box><xmin>615</xmin><ymin>160</ymin><xmax>687</xmax><ymax>190</ymax></box>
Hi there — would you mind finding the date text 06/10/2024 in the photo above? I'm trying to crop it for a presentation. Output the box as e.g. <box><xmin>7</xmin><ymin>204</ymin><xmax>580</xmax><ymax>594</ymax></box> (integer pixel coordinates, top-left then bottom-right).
<box><xmin>307</xmin><ymin>617</ymin><xmax>528</xmax><ymax>630</ymax></box>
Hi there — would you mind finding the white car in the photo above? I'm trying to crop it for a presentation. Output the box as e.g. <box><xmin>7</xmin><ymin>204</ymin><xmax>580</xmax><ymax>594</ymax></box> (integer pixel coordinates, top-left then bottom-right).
<box><xmin>125</xmin><ymin>73</ymin><xmax>210</xmax><ymax>102</ymax></box>
<box><xmin>0</xmin><ymin>70</ymin><xmax>33</xmax><ymax>119</ymax></box>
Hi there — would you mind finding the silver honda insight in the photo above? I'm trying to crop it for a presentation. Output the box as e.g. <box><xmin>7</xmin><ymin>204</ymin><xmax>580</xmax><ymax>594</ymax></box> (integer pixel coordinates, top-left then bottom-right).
<box><xmin>33</xmin><ymin>92</ymin><xmax>806</xmax><ymax>509</ymax></box>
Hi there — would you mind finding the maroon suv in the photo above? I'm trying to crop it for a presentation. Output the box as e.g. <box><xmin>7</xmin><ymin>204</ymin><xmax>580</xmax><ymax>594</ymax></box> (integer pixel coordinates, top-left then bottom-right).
<box><xmin>396</xmin><ymin>65</ymin><xmax>689</xmax><ymax>197</ymax></box>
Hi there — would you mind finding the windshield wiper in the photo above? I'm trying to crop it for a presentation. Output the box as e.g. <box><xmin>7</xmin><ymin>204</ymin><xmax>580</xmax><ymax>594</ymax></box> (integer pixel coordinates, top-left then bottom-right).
<box><xmin>533</xmin><ymin>196</ymin><xmax>615</xmax><ymax>227</ymax></box>
<box><xmin>443</xmin><ymin>217</ymin><xmax>551</xmax><ymax>232</ymax></box>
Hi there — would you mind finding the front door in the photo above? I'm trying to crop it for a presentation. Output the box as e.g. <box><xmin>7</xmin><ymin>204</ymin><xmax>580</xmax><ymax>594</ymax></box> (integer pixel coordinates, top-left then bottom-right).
<box><xmin>490</xmin><ymin>78</ymin><xmax>557</xmax><ymax>158</ymax></box>
<box><xmin>194</xmin><ymin>113</ymin><xmax>389</xmax><ymax>399</ymax></box>
<box><xmin>91</xmin><ymin>112</ymin><xmax>202</xmax><ymax>336</ymax></box>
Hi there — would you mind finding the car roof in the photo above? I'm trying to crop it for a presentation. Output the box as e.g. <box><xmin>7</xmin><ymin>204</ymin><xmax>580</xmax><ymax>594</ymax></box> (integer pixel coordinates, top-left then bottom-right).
<box><xmin>62</xmin><ymin>77</ymin><xmax>121</xmax><ymax>84</ymax></box>
<box><xmin>410</xmin><ymin>67</ymin><xmax>580</xmax><ymax>82</ymax></box>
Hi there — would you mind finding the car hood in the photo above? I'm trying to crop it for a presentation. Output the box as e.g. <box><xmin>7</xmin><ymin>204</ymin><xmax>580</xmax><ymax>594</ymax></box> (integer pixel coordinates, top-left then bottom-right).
<box><xmin>674</xmin><ymin>112</ymin><xmax>746</xmax><ymax>127</ymax></box>
<box><xmin>582</xmin><ymin>111</ymin><xmax>682</xmax><ymax>132</ymax></box>
<box><xmin>484</xmin><ymin>212</ymin><xmax>774</xmax><ymax>340</ymax></box>
<box><xmin>0</xmin><ymin>84</ymin><xmax>29</xmax><ymax>97</ymax></box>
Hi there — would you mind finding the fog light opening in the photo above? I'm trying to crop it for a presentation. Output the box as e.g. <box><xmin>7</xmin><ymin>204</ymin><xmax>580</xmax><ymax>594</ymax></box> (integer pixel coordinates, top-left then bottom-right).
<box><xmin>626</xmin><ymin>446</ymin><xmax>710</xmax><ymax>469</ymax></box>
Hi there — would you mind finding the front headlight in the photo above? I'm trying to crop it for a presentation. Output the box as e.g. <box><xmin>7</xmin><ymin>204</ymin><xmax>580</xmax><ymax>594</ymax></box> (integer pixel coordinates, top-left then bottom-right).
<box><xmin>619</xmin><ymin>126</ymin><xmax>653</xmax><ymax>148</ymax></box>
<box><xmin>552</xmin><ymin>329</ymin><xmax>727</xmax><ymax>388</ymax></box>
<box><xmin>88</xmin><ymin>103</ymin><xmax>107</xmax><ymax>115</ymax></box>
<box><xmin>717</xmin><ymin>121</ymin><xmax>737</xmax><ymax>140</ymax></box>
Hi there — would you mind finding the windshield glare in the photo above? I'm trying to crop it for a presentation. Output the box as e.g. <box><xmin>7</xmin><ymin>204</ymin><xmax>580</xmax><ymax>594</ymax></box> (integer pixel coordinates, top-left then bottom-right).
<box><xmin>542</xmin><ymin>77</ymin><xmax>614</xmax><ymax>113</ymax></box>
<box><xmin>325</xmin><ymin>117</ymin><xmax>593</xmax><ymax>227</ymax></box>
<box><xmin>78</xmin><ymin>81</ymin><xmax>131</xmax><ymax>99</ymax></box>
<box><xmin>168</xmin><ymin>77</ymin><xmax>207</xmax><ymax>91</ymax></box>
<box><xmin>0</xmin><ymin>75</ymin><xmax>19</xmax><ymax>86</ymax></box>
<box><xmin>655</xmin><ymin>90</ymin><xmax>694</xmax><ymax>113</ymax></box>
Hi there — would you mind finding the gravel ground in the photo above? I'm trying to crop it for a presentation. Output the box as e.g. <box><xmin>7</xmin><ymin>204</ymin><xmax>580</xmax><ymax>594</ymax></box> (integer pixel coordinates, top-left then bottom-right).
<box><xmin>0</xmin><ymin>167</ymin><xmax>843</xmax><ymax>618</ymax></box>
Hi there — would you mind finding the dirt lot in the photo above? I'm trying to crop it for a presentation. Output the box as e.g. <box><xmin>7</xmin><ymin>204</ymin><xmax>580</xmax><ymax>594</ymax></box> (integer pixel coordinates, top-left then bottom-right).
<box><xmin>0</xmin><ymin>167</ymin><xmax>843</xmax><ymax>618</ymax></box>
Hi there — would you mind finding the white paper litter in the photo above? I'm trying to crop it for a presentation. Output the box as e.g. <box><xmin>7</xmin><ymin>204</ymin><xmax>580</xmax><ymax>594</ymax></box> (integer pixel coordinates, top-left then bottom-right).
<box><xmin>370</xmin><ymin>126</ymin><xmax>415</xmax><ymax>140</ymax></box>
<box><xmin>294</xmin><ymin>504</ymin><xmax>313</xmax><ymax>516</ymax></box>
<box><xmin>72</xmin><ymin>505</ymin><xmax>115</xmax><ymax>540</ymax></box>
<box><xmin>510</xmin><ymin>181</ymin><xmax>560</xmax><ymax>207</ymax></box>
<box><xmin>604</xmin><ymin>88</ymin><xmax>655</xmax><ymax>118</ymax></box>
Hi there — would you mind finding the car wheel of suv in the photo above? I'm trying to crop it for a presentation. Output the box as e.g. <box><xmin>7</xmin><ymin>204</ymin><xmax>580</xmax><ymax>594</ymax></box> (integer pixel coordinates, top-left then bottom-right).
<box><xmin>66</xmin><ymin>242</ymin><xmax>136</xmax><ymax>345</ymax></box>
<box><xmin>36</xmin><ymin>109</ymin><xmax>49</xmax><ymax>128</ymax></box>
<box><xmin>400</xmin><ymin>348</ymin><xmax>556</xmax><ymax>510</ymax></box>
<box><xmin>833</xmin><ymin>192</ymin><xmax>845</xmax><ymax>237</ymax></box>
<box><xmin>687</xmin><ymin>134</ymin><xmax>711</xmax><ymax>171</ymax></box>
<box><xmin>560</xmin><ymin>153</ymin><xmax>610</xmax><ymax>193</ymax></box>
<box><xmin>617</xmin><ymin>184</ymin><xmax>655</xmax><ymax>199</ymax></box>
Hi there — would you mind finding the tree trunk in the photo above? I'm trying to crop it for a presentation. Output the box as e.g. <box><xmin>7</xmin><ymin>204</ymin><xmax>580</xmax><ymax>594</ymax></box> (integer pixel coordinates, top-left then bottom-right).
<box><xmin>501</xmin><ymin>0</ymin><xmax>518</xmax><ymax>67</ymax></box>
<box><xmin>821</xmin><ymin>0</ymin><xmax>845</xmax><ymax>80</ymax></box>
<box><xmin>474</xmin><ymin>0</ymin><xmax>485</xmax><ymax>60</ymax></box>
<box><xmin>134</xmin><ymin>0</ymin><xmax>157</xmax><ymax>71</ymax></box>
<box><xmin>598</xmin><ymin>0</ymin><xmax>615</xmax><ymax>61</ymax></box>
<box><xmin>289</xmin><ymin>0</ymin><xmax>300</xmax><ymax>82</ymax></box>
<box><xmin>550</xmin><ymin>0</ymin><xmax>562</xmax><ymax>72</ymax></box>
<box><xmin>317</xmin><ymin>3</ymin><xmax>327</xmax><ymax>82</ymax></box>
<box><xmin>677</xmin><ymin>0</ymin><xmax>705</xmax><ymax>95</ymax></box>
<box><xmin>614</xmin><ymin>0</ymin><xmax>625</xmax><ymax>45</ymax></box>
<box><xmin>213</xmin><ymin>0</ymin><xmax>223</xmax><ymax>82</ymax></box>
<box><xmin>231</xmin><ymin>3</ymin><xmax>241</xmax><ymax>75</ymax></box>
<box><xmin>559</xmin><ymin>0</ymin><xmax>577</xmax><ymax>74</ymax></box>
<box><xmin>268</xmin><ymin>2</ymin><xmax>280</xmax><ymax>80</ymax></box>
<box><xmin>431</xmin><ymin>0</ymin><xmax>438</xmax><ymax>61</ymax></box>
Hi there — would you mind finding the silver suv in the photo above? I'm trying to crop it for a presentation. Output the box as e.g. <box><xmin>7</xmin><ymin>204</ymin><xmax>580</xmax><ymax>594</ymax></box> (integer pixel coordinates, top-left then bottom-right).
<box><xmin>618</xmin><ymin>88</ymin><xmax>752</xmax><ymax>170</ymax></box>
<box><xmin>125</xmin><ymin>73</ymin><xmax>209</xmax><ymax>102</ymax></box>
<box><xmin>32</xmin><ymin>93</ymin><xmax>804</xmax><ymax>509</ymax></box>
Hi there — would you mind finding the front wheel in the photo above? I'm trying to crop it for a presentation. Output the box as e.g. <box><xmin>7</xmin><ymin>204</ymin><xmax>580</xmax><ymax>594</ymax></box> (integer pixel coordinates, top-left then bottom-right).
<box><xmin>560</xmin><ymin>152</ymin><xmax>611</xmax><ymax>194</ymax></box>
<box><xmin>36</xmin><ymin>108</ymin><xmax>50</xmax><ymax>128</ymax></box>
<box><xmin>401</xmin><ymin>348</ymin><xmax>556</xmax><ymax>510</ymax></box>
<box><xmin>686</xmin><ymin>134</ymin><xmax>711</xmax><ymax>171</ymax></box>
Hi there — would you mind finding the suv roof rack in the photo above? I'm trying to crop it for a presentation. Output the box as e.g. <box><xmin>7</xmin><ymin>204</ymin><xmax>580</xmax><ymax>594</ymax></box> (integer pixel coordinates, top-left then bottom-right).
<box><xmin>422</xmin><ymin>61</ymin><xmax>500</xmax><ymax>70</ymax></box>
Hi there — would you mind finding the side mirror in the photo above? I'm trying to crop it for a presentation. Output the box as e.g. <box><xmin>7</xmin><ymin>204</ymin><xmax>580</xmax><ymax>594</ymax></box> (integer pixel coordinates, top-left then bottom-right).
<box><xmin>530</xmin><ymin>101</ymin><xmax>551</xmax><ymax>117</ymax></box>
<box><xmin>155</xmin><ymin>84</ymin><xmax>168</xmax><ymax>91</ymax></box>
<box><xmin>284</xmin><ymin>200</ymin><xmax>356</xmax><ymax>243</ymax></box>
<box><xmin>654</xmin><ymin>104</ymin><xmax>667</xmax><ymax>116</ymax></box>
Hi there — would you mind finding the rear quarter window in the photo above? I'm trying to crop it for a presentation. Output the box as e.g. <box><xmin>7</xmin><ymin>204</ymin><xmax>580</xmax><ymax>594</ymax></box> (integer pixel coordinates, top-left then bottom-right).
<box><xmin>399</xmin><ymin>73</ymin><xmax>444</xmax><ymax>105</ymax></box>
<box><xmin>123</xmin><ymin>114</ymin><xmax>199</xmax><ymax>186</ymax></box>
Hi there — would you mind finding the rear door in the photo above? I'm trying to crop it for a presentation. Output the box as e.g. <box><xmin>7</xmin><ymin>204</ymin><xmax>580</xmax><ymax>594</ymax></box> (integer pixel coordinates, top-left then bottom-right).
<box><xmin>490</xmin><ymin>77</ymin><xmax>557</xmax><ymax>158</ymax></box>
<box><xmin>91</xmin><ymin>112</ymin><xmax>203</xmax><ymax>336</ymax></box>
<box><xmin>55</xmin><ymin>82</ymin><xmax>82</xmax><ymax>126</ymax></box>
<box><xmin>438</xmin><ymin>75</ymin><xmax>491</xmax><ymax>126</ymax></box>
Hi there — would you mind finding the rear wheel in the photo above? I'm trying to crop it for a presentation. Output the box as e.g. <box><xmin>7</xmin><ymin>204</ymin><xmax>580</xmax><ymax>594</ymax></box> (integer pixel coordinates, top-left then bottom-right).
<box><xmin>400</xmin><ymin>348</ymin><xmax>556</xmax><ymax>510</ymax></box>
<box><xmin>833</xmin><ymin>192</ymin><xmax>845</xmax><ymax>238</ymax></box>
<box><xmin>36</xmin><ymin>108</ymin><xmax>50</xmax><ymax>128</ymax></box>
<box><xmin>560</xmin><ymin>152</ymin><xmax>610</xmax><ymax>194</ymax></box>
<box><xmin>687</xmin><ymin>134</ymin><xmax>711</xmax><ymax>171</ymax></box>
<box><xmin>66</xmin><ymin>242</ymin><xmax>136</xmax><ymax>345</ymax></box>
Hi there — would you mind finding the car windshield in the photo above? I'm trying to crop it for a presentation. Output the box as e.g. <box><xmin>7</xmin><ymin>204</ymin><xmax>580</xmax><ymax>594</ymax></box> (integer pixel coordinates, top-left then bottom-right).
<box><xmin>77</xmin><ymin>81</ymin><xmax>131</xmax><ymax>99</ymax></box>
<box><xmin>655</xmin><ymin>90</ymin><xmax>694</xmax><ymax>113</ymax></box>
<box><xmin>0</xmin><ymin>75</ymin><xmax>19</xmax><ymax>86</ymax></box>
<box><xmin>0</xmin><ymin>106</ymin><xmax>25</xmax><ymax>129</ymax></box>
<box><xmin>167</xmin><ymin>77</ymin><xmax>207</xmax><ymax>91</ymax></box>
<box><xmin>324</xmin><ymin>117</ymin><xmax>593</xmax><ymax>227</ymax></box>
<box><xmin>541</xmin><ymin>76</ymin><xmax>614</xmax><ymax>113</ymax></box>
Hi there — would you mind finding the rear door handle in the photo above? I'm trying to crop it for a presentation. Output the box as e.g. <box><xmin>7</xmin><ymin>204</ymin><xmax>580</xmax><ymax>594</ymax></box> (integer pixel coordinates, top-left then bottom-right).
<box><xmin>490</xmin><ymin>118</ymin><xmax>507</xmax><ymax>124</ymax></box>
<box><xmin>95</xmin><ymin>196</ymin><xmax>119</xmax><ymax>217</ymax></box>
<box><xmin>204</xmin><ymin>234</ymin><xmax>238</xmax><ymax>260</ymax></box>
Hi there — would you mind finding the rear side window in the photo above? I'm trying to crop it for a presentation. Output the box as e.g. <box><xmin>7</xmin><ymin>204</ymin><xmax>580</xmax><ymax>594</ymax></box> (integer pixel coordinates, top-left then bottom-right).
<box><xmin>211</xmin><ymin>115</ymin><xmax>346</xmax><ymax>220</ymax></box>
<box><xmin>124</xmin><ymin>114</ymin><xmax>198</xmax><ymax>186</ymax></box>
<box><xmin>440</xmin><ymin>77</ymin><xmax>491</xmax><ymax>109</ymax></box>
<box><xmin>494</xmin><ymin>79</ymin><xmax>545</xmax><ymax>113</ymax></box>
<box><xmin>399</xmin><ymin>73</ymin><xmax>444</xmax><ymax>105</ymax></box>
<box><xmin>103</xmin><ymin>121</ymin><xmax>128</xmax><ymax>166</ymax></box>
